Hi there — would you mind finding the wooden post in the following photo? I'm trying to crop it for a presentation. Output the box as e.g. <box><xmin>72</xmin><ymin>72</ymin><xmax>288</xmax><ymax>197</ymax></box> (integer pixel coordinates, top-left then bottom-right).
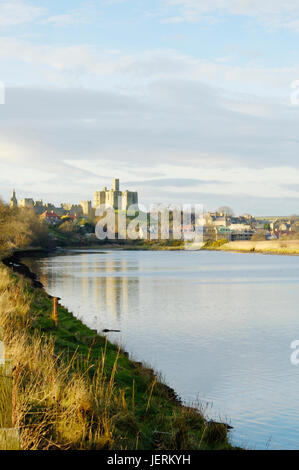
<box><xmin>52</xmin><ymin>297</ymin><xmax>58</xmax><ymax>326</ymax></box>
<box><xmin>0</xmin><ymin>329</ymin><xmax>20</xmax><ymax>449</ymax></box>
<box><xmin>0</xmin><ymin>327</ymin><xmax>10</xmax><ymax>428</ymax></box>
<box><xmin>0</xmin><ymin>428</ymin><xmax>20</xmax><ymax>450</ymax></box>
<box><xmin>0</xmin><ymin>328</ymin><xmax>12</xmax><ymax>429</ymax></box>
<box><xmin>0</xmin><ymin>360</ymin><xmax>12</xmax><ymax>428</ymax></box>
<box><xmin>0</xmin><ymin>327</ymin><xmax>4</xmax><ymax>365</ymax></box>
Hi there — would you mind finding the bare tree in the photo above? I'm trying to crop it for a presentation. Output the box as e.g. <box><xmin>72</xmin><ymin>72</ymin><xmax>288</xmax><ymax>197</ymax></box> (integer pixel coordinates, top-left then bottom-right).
<box><xmin>217</xmin><ymin>206</ymin><xmax>234</xmax><ymax>217</ymax></box>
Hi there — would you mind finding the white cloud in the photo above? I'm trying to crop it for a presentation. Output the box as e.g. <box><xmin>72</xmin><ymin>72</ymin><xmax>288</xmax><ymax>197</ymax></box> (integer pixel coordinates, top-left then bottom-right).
<box><xmin>41</xmin><ymin>2</ymin><xmax>101</xmax><ymax>27</ymax></box>
<box><xmin>0</xmin><ymin>37</ymin><xmax>100</xmax><ymax>74</ymax></box>
<box><xmin>0</xmin><ymin>82</ymin><xmax>298</xmax><ymax>214</ymax></box>
<box><xmin>0</xmin><ymin>1</ymin><xmax>101</xmax><ymax>29</ymax></box>
<box><xmin>0</xmin><ymin>3</ymin><xmax>298</xmax><ymax>213</ymax></box>
<box><xmin>163</xmin><ymin>0</ymin><xmax>299</xmax><ymax>32</ymax></box>
<box><xmin>42</xmin><ymin>14</ymin><xmax>85</xmax><ymax>27</ymax></box>
<box><xmin>103</xmin><ymin>0</ymin><xmax>129</xmax><ymax>3</ymax></box>
<box><xmin>0</xmin><ymin>0</ymin><xmax>46</xmax><ymax>26</ymax></box>
<box><xmin>0</xmin><ymin>37</ymin><xmax>297</xmax><ymax>98</ymax></box>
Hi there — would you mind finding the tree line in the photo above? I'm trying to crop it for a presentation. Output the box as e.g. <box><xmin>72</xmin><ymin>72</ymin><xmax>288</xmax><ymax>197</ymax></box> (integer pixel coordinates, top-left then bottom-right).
<box><xmin>0</xmin><ymin>200</ymin><xmax>50</xmax><ymax>254</ymax></box>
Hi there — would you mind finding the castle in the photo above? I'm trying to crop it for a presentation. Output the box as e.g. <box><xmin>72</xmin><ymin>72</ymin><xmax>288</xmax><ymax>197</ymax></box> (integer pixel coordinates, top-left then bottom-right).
<box><xmin>9</xmin><ymin>179</ymin><xmax>138</xmax><ymax>218</ymax></box>
<box><xmin>94</xmin><ymin>178</ymin><xmax>138</xmax><ymax>211</ymax></box>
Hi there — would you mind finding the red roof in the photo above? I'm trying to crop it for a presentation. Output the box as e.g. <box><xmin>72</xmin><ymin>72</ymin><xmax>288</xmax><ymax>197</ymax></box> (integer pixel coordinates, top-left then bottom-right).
<box><xmin>40</xmin><ymin>210</ymin><xmax>60</xmax><ymax>219</ymax></box>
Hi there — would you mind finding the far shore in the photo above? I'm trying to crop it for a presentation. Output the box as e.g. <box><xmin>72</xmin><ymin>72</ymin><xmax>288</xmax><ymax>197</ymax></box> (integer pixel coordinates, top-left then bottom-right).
<box><xmin>77</xmin><ymin>239</ymin><xmax>299</xmax><ymax>256</ymax></box>
<box><xmin>8</xmin><ymin>239</ymin><xmax>299</xmax><ymax>257</ymax></box>
<box><xmin>203</xmin><ymin>239</ymin><xmax>299</xmax><ymax>256</ymax></box>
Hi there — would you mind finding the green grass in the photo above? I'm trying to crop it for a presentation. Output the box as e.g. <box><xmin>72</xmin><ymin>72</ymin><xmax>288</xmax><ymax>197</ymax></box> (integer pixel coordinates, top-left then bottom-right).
<box><xmin>116</xmin><ymin>240</ymin><xmax>186</xmax><ymax>250</ymax></box>
<box><xmin>201</xmin><ymin>239</ymin><xmax>229</xmax><ymax>250</ymax></box>
<box><xmin>49</xmin><ymin>226</ymin><xmax>186</xmax><ymax>251</ymax></box>
<box><xmin>0</xmin><ymin>264</ymin><xmax>235</xmax><ymax>450</ymax></box>
<box><xmin>48</xmin><ymin>227</ymin><xmax>69</xmax><ymax>241</ymax></box>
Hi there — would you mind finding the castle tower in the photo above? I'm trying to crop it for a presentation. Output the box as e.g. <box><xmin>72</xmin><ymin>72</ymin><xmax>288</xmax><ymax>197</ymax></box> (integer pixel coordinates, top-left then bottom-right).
<box><xmin>113</xmin><ymin>178</ymin><xmax>119</xmax><ymax>191</ymax></box>
<box><xmin>94</xmin><ymin>178</ymin><xmax>138</xmax><ymax>211</ymax></box>
<box><xmin>9</xmin><ymin>189</ymin><xmax>17</xmax><ymax>209</ymax></box>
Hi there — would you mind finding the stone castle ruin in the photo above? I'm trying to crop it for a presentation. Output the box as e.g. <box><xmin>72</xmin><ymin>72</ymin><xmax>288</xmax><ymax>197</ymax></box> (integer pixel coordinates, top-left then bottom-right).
<box><xmin>94</xmin><ymin>178</ymin><xmax>138</xmax><ymax>211</ymax></box>
<box><xmin>9</xmin><ymin>179</ymin><xmax>138</xmax><ymax>218</ymax></box>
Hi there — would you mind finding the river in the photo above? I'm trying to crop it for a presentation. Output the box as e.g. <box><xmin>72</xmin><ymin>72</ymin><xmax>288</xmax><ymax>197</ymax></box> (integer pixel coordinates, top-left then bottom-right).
<box><xmin>22</xmin><ymin>249</ymin><xmax>299</xmax><ymax>449</ymax></box>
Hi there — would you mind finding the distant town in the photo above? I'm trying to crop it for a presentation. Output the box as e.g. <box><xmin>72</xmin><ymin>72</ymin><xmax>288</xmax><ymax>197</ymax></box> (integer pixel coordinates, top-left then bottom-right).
<box><xmin>8</xmin><ymin>178</ymin><xmax>299</xmax><ymax>243</ymax></box>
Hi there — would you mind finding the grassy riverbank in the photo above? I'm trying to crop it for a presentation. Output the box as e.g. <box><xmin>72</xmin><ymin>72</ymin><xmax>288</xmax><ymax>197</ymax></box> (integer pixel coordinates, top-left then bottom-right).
<box><xmin>202</xmin><ymin>239</ymin><xmax>299</xmax><ymax>256</ymax></box>
<box><xmin>0</xmin><ymin>260</ymin><xmax>233</xmax><ymax>450</ymax></box>
<box><xmin>87</xmin><ymin>240</ymin><xmax>186</xmax><ymax>251</ymax></box>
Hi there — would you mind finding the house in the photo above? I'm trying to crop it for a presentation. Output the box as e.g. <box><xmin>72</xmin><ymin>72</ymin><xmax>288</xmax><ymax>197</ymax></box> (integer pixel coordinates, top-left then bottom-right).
<box><xmin>253</xmin><ymin>221</ymin><xmax>268</xmax><ymax>231</ymax></box>
<box><xmin>61</xmin><ymin>213</ymin><xmax>78</xmax><ymax>222</ymax></box>
<box><xmin>279</xmin><ymin>223</ymin><xmax>291</xmax><ymax>232</ymax></box>
<box><xmin>216</xmin><ymin>226</ymin><xmax>232</xmax><ymax>241</ymax></box>
<box><xmin>228</xmin><ymin>224</ymin><xmax>254</xmax><ymax>241</ymax></box>
<box><xmin>40</xmin><ymin>210</ymin><xmax>61</xmax><ymax>225</ymax></box>
<box><xmin>204</xmin><ymin>212</ymin><xmax>230</xmax><ymax>227</ymax></box>
<box><xmin>203</xmin><ymin>225</ymin><xmax>217</xmax><ymax>242</ymax></box>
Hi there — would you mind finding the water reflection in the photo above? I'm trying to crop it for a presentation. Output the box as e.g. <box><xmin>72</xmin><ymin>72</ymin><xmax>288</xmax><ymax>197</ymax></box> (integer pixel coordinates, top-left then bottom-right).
<box><xmin>22</xmin><ymin>250</ymin><xmax>299</xmax><ymax>450</ymax></box>
<box><xmin>24</xmin><ymin>253</ymin><xmax>139</xmax><ymax>324</ymax></box>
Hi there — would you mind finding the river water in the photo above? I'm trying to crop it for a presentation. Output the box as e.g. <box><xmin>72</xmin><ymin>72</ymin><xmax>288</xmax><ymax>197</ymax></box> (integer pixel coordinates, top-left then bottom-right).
<box><xmin>22</xmin><ymin>249</ymin><xmax>299</xmax><ymax>449</ymax></box>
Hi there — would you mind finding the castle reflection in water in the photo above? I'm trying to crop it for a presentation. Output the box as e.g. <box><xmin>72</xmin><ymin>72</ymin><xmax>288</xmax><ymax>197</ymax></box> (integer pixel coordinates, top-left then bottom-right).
<box><xmin>23</xmin><ymin>253</ymin><xmax>140</xmax><ymax>328</ymax></box>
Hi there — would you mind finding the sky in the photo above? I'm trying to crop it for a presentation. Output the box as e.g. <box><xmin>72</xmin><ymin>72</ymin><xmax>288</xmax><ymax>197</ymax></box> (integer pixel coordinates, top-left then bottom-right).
<box><xmin>1</xmin><ymin>1</ymin><xmax>299</xmax><ymax>215</ymax></box>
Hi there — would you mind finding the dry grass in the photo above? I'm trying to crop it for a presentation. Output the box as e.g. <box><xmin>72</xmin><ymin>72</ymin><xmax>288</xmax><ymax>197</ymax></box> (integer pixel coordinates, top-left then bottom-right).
<box><xmin>210</xmin><ymin>239</ymin><xmax>299</xmax><ymax>255</ymax></box>
<box><xmin>0</xmin><ymin>267</ymin><xmax>125</xmax><ymax>450</ymax></box>
<box><xmin>0</xmin><ymin>264</ymin><xmax>234</xmax><ymax>450</ymax></box>
<box><xmin>0</xmin><ymin>362</ymin><xmax>12</xmax><ymax>428</ymax></box>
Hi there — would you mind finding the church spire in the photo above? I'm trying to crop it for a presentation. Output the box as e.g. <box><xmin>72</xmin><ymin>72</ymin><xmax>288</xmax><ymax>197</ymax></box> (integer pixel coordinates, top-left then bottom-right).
<box><xmin>10</xmin><ymin>189</ymin><xmax>17</xmax><ymax>209</ymax></box>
